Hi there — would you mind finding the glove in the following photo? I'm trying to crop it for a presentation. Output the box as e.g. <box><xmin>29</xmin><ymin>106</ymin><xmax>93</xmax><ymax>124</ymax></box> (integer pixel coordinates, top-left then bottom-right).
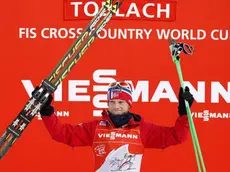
<box><xmin>178</xmin><ymin>86</ymin><xmax>194</xmax><ymax>116</ymax></box>
<box><xmin>32</xmin><ymin>86</ymin><xmax>54</xmax><ymax>116</ymax></box>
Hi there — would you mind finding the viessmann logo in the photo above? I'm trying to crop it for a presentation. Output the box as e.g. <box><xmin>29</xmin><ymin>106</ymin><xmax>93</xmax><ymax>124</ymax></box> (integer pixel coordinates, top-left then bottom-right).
<box><xmin>64</xmin><ymin>0</ymin><xmax>177</xmax><ymax>21</ymax></box>
<box><xmin>98</xmin><ymin>132</ymin><xmax>138</xmax><ymax>140</ymax></box>
<box><xmin>21</xmin><ymin>69</ymin><xmax>230</xmax><ymax>119</ymax></box>
<box><xmin>192</xmin><ymin>110</ymin><xmax>230</xmax><ymax>122</ymax></box>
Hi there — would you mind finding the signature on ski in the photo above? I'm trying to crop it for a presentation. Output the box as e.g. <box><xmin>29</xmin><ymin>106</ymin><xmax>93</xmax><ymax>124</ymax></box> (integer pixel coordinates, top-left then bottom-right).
<box><xmin>109</xmin><ymin>153</ymin><xmax>136</xmax><ymax>171</ymax></box>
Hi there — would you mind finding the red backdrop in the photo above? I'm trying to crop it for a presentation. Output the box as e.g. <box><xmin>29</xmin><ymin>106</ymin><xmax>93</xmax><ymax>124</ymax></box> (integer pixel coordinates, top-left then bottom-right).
<box><xmin>0</xmin><ymin>0</ymin><xmax>229</xmax><ymax>171</ymax></box>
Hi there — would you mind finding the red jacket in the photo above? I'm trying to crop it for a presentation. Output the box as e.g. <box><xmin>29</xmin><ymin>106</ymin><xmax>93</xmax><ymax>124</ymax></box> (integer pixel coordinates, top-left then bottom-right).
<box><xmin>41</xmin><ymin>110</ymin><xmax>189</xmax><ymax>149</ymax></box>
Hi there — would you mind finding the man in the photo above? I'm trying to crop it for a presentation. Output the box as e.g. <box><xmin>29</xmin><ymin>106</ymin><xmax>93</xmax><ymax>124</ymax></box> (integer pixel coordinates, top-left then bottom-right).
<box><xmin>37</xmin><ymin>80</ymin><xmax>194</xmax><ymax>172</ymax></box>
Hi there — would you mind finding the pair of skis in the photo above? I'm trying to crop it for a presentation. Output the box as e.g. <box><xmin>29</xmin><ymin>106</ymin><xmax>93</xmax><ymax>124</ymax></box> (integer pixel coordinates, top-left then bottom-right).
<box><xmin>0</xmin><ymin>0</ymin><xmax>124</xmax><ymax>159</ymax></box>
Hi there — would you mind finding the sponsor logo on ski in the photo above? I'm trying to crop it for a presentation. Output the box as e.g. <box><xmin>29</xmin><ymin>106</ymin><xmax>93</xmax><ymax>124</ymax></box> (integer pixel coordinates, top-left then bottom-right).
<box><xmin>48</xmin><ymin>31</ymin><xmax>88</xmax><ymax>83</ymax></box>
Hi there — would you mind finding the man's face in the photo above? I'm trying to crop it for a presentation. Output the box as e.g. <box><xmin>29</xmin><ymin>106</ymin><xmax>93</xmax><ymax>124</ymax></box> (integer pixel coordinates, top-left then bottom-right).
<box><xmin>108</xmin><ymin>99</ymin><xmax>130</xmax><ymax>115</ymax></box>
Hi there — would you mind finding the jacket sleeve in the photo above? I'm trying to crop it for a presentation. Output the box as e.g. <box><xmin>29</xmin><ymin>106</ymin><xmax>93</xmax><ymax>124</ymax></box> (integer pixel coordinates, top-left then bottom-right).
<box><xmin>140</xmin><ymin>115</ymin><xmax>189</xmax><ymax>149</ymax></box>
<box><xmin>41</xmin><ymin>113</ymin><xmax>98</xmax><ymax>147</ymax></box>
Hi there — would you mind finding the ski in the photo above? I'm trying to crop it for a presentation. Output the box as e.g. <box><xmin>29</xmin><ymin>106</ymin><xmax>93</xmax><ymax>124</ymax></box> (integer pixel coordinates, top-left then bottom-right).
<box><xmin>47</xmin><ymin>0</ymin><xmax>114</xmax><ymax>84</ymax></box>
<box><xmin>0</xmin><ymin>0</ymin><xmax>124</xmax><ymax>160</ymax></box>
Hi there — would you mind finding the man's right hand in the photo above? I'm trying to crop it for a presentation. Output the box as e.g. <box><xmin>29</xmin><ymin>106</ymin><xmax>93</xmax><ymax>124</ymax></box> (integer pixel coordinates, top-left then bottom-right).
<box><xmin>32</xmin><ymin>86</ymin><xmax>54</xmax><ymax>116</ymax></box>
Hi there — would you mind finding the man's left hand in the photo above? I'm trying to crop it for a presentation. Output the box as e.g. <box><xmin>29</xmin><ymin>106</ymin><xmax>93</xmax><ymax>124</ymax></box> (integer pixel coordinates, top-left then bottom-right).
<box><xmin>178</xmin><ymin>86</ymin><xmax>194</xmax><ymax>116</ymax></box>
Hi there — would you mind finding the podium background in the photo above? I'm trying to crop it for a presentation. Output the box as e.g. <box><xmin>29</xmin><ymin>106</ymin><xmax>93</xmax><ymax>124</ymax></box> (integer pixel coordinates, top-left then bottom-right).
<box><xmin>0</xmin><ymin>0</ymin><xmax>229</xmax><ymax>171</ymax></box>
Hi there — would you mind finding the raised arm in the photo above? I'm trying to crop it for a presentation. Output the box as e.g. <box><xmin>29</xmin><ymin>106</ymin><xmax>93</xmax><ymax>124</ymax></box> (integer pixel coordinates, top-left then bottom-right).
<box><xmin>42</xmin><ymin>114</ymin><xmax>97</xmax><ymax>147</ymax></box>
<box><xmin>141</xmin><ymin>86</ymin><xmax>194</xmax><ymax>149</ymax></box>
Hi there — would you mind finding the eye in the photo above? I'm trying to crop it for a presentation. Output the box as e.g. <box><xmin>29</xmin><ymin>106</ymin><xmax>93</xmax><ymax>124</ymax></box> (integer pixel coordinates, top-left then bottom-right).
<box><xmin>109</xmin><ymin>100</ymin><xmax>115</xmax><ymax>104</ymax></box>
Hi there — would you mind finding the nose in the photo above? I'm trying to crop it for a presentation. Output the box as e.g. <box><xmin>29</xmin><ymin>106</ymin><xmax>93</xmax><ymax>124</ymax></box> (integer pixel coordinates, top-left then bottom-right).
<box><xmin>113</xmin><ymin>102</ymin><xmax>120</xmax><ymax>109</ymax></box>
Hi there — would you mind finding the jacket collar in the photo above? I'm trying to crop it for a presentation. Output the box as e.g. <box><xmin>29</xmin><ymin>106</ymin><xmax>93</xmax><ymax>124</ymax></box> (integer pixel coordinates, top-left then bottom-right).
<box><xmin>101</xmin><ymin>109</ymin><xmax>141</xmax><ymax>128</ymax></box>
